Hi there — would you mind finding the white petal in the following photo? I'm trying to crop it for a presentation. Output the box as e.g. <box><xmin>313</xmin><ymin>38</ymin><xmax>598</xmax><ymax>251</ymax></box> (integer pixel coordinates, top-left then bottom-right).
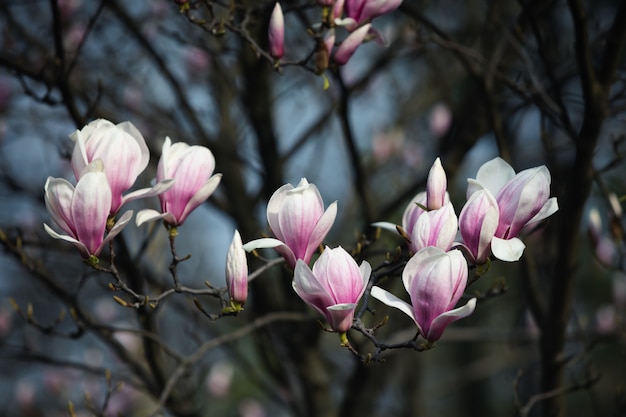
<box><xmin>242</xmin><ymin>238</ymin><xmax>286</xmax><ymax>252</ymax></box>
<box><xmin>370</xmin><ymin>286</ymin><xmax>416</xmax><ymax>323</ymax></box>
<box><xmin>491</xmin><ymin>236</ymin><xmax>526</xmax><ymax>262</ymax></box>
<box><xmin>135</xmin><ymin>209</ymin><xmax>167</xmax><ymax>226</ymax></box>
<box><xmin>371</xmin><ymin>221</ymin><xmax>400</xmax><ymax>233</ymax></box>
<box><xmin>122</xmin><ymin>179</ymin><xmax>175</xmax><ymax>205</ymax></box>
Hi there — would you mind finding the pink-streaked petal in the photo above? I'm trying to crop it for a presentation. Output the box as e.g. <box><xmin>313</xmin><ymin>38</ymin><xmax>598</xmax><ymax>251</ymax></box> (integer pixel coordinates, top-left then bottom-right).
<box><xmin>293</xmin><ymin>260</ymin><xmax>335</xmax><ymax>318</ymax></box>
<box><xmin>99</xmin><ymin>210</ymin><xmax>133</xmax><ymax>255</ymax></box>
<box><xmin>303</xmin><ymin>201</ymin><xmax>337</xmax><ymax>263</ymax></box>
<box><xmin>334</xmin><ymin>17</ymin><xmax>358</xmax><ymax>31</ymax></box>
<box><xmin>333</xmin><ymin>24</ymin><xmax>371</xmax><ymax>65</ymax></box>
<box><xmin>523</xmin><ymin>197</ymin><xmax>559</xmax><ymax>230</ymax></box>
<box><xmin>326</xmin><ymin>303</ymin><xmax>357</xmax><ymax>333</ymax></box>
<box><xmin>266</xmin><ymin>183</ymin><xmax>294</xmax><ymax>242</ymax></box>
<box><xmin>176</xmin><ymin>174</ymin><xmax>222</xmax><ymax>225</ymax></box>
<box><xmin>491</xmin><ymin>236</ymin><xmax>525</xmax><ymax>262</ymax></box>
<box><xmin>44</xmin><ymin>177</ymin><xmax>76</xmax><ymax>237</ymax></box>
<box><xmin>71</xmin><ymin>169</ymin><xmax>111</xmax><ymax>255</ymax></box>
<box><xmin>427</xmin><ymin>298</ymin><xmax>476</xmax><ymax>342</ymax></box>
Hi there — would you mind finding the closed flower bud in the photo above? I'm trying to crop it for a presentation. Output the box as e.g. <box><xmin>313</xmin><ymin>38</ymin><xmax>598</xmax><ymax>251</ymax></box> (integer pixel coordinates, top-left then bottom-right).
<box><xmin>226</xmin><ymin>230</ymin><xmax>248</xmax><ymax>308</ymax></box>
<box><xmin>268</xmin><ymin>3</ymin><xmax>285</xmax><ymax>59</ymax></box>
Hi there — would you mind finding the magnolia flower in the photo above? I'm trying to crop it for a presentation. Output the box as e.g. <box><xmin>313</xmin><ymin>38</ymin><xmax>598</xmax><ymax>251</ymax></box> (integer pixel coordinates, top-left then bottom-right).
<box><xmin>226</xmin><ymin>230</ymin><xmax>248</xmax><ymax>309</ymax></box>
<box><xmin>268</xmin><ymin>3</ymin><xmax>284</xmax><ymax>59</ymax></box>
<box><xmin>136</xmin><ymin>137</ymin><xmax>222</xmax><ymax>227</ymax></box>
<box><xmin>411</xmin><ymin>202</ymin><xmax>458</xmax><ymax>253</ymax></box>
<box><xmin>338</xmin><ymin>0</ymin><xmax>403</xmax><ymax>30</ymax></box>
<box><xmin>458</xmin><ymin>189</ymin><xmax>499</xmax><ymax>264</ymax></box>
<box><xmin>371</xmin><ymin>247</ymin><xmax>476</xmax><ymax>342</ymax></box>
<box><xmin>71</xmin><ymin>119</ymin><xmax>172</xmax><ymax>214</ymax></box>
<box><xmin>44</xmin><ymin>160</ymin><xmax>132</xmax><ymax>259</ymax></box>
<box><xmin>243</xmin><ymin>178</ymin><xmax>337</xmax><ymax>269</ymax></box>
<box><xmin>293</xmin><ymin>246</ymin><xmax>371</xmax><ymax>333</ymax></box>
<box><xmin>467</xmin><ymin>157</ymin><xmax>558</xmax><ymax>262</ymax></box>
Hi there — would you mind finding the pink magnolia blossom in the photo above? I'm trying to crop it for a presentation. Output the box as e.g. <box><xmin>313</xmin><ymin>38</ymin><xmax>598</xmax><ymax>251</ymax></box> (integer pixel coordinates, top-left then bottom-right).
<box><xmin>136</xmin><ymin>137</ymin><xmax>222</xmax><ymax>227</ymax></box>
<box><xmin>293</xmin><ymin>246</ymin><xmax>371</xmax><ymax>333</ymax></box>
<box><xmin>467</xmin><ymin>157</ymin><xmax>558</xmax><ymax>261</ymax></box>
<box><xmin>44</xmin><ymin>160</ymin><xmax>132</xmax><ymax>259</ymax></box>
<box><xmin>371</xmin><ymin>247</ymin><xmax>476</xmax><ymax>342</ymax></box>
<box><xmin>268</xmin><ymin>3</ymin><xmax>284</xmax><ymax>59</ymax></box>
<box><xmin>71</xmin><ymin>119</ymin><xmax>172</xmax><ymax>214</ymax></box>
<box><xmin>340</xmin><ymin>0</ymin><xmax>403</xmax><ymax>29</ymax></box>
<box><xmin>243</xmin><ymin>178</ymin><xmax>337</xmax><ymax>269</ymax></box>
<box><xmin>459</xmin><ymin>189</ymin><xmax>499</xmax><ymax>264</ymax></box>
<box><xmin>226</xmin><ymin>230</ymin><xmax>248</xmax><ymax>308</ymax></box>
<box><xmin>411</xmin><ymin>202</ymin><xmax>458</xmax><ymax>253</ymax></box>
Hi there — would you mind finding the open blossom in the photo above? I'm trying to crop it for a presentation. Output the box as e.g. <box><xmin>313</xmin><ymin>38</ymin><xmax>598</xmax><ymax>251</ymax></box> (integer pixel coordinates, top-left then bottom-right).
<box><xmin>371</xmin><ymin>247</ymin><xmax>476</xmax><ymax>342</ymax></box>
<box><xmin>268</xmin><ymin>3</ymin><xmax>284</xmax><ymax>59</ymax></box>
<box><xmin>71</xmin><ymin>119</ymin><xmax>172</xmax><ymax>214</ymax></box>
<box><xmin>136</xmin><ymin>137</ymin><xmax>222</xmax><ymax>227</ymax></box>
<box><xmin>226</xmin><ymin>230</ymin><xmax>248</xmax><ymax>309</ymax></box>
<box><xmin>44</xmin><ymin>160</ymin><xmax>132</xmax><ymax>259</ymax></box>
<box><xmin>339</xmin><ymin>0</ymin><xmax>403</xmax><ymax>29</ymax></box>
<box><xmin>293</xmin><ymin>246</ymin><xmax>371</xmax><ymax>333</ymax></box>
<box><xmin>459</xmin><ymin>189</ymin><xmax>499</xmax><ymax>264</ymax></box>
<box><xmin>467</xmin><ymin>157</ymin><xmax>558</xmax><ymax>261</ymax></box>
<box><xmin>243</xmin><ymin>178</ymin><xmax>337</xmax><ymax>269</ymax></box>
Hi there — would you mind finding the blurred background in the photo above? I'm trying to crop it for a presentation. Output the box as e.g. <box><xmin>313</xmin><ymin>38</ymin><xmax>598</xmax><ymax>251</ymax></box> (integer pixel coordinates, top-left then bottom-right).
<box><xmin>0</xmin><ymin>0</ymin><xmax>625</xmax><ymax>416</ymax></box>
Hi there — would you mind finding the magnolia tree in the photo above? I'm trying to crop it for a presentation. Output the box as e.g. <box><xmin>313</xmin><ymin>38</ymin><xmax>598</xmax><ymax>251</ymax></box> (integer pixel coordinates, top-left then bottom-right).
<box><xmin>0</xmin><ymin>1</ymin><xmax>625</xmax><ymax>417</ymax></box>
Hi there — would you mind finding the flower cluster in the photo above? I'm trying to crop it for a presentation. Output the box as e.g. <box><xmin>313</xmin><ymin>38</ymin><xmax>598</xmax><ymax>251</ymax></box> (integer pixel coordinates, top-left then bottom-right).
<box><xmin>44</xmin><ymin>119</ymin><xmax>221</xmax><ymax>262</ymax></box>
<box><xmin>268</xmin><ymin>0</ymin><xmax>402</xmax><ymax>70</ymax></box>
<box><xmin>44</xmin><ymin>120</ymin><xmax>558</xmax><ymax>347</ymax></box>
<box><xmin>242</xmin><ymin>157</ymin><xmax>557</xmax><ymax>344</ymax></box>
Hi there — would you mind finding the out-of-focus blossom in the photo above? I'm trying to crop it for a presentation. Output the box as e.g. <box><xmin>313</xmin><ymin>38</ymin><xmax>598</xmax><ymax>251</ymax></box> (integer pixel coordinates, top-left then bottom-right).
<box><xmin>136</xmin><ymin>137</ymin><xmax>222</xmax><ymax>227</ymax></box>
<box><xmin>426</xmin><ymin>157</ymin><xmax>447</xmax><ymax>210</ymax></box>
<box><xmin>411</xmin><ymin>202</ymin><xmax>457</xmax><ymax>253</ymax></box>
<box><xmin>71</xmin><ymin>119</ymin><xmax>171</xmax><ymax>214</ymax></box>
<box><xmin>243</xmin><ymin>178</ymin><xmax>337</xmax><ymax>269</ymax></box>
<box><xmin>467</xmin><ymin>157</ymin><xmax>558</xmax><ymax>262</ymax></box>
<box><xmin>184</xmin><ymin>46</ymin><xmax>211</xmax><ymax>78</ymax></box>
<box><xmin>206</xmin><ymin>361</ymin><xmax>234</xmax><ymax>398</ymax></box>
<box><xmin>293</xmin><ymin>246</ymin><xmax>371</xmax><ymax>333</ymax></box>
<box><xmin>429</xmin><ymin>103</ymin><xmax>452</xmax><ymax>138</ymax></box>
<box><xmin>268</xmin><ymin>3</ymin><xmax>285</xmax><ymax>59</ymax></box>
<box><xmin>459</xmin><ymin>189</ymin><xmax>499</xmax><ymax>264</ymax></box>
<box><xmin>371</xmin><ymin>247</ymin><xmax>476</xmax><ymax>342</ymax></box>
<box><xmin>44</xmin><ymin>160</ymin><xmax>132</xmax><ymax>260</ymax></box>
<box><xmin>226</xmin><ymin>230</ymin><xmax>248</xmax><ymax>309</ymax></box>
<box><xmin>333</xmin><ymin>23</ymin><xmax>371</xmax><ymax>65</ymax></box>
<box><xmin>339</xmin><ymin>0</ymin><xmax>403</xmax><ymax>30</ymax></box>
